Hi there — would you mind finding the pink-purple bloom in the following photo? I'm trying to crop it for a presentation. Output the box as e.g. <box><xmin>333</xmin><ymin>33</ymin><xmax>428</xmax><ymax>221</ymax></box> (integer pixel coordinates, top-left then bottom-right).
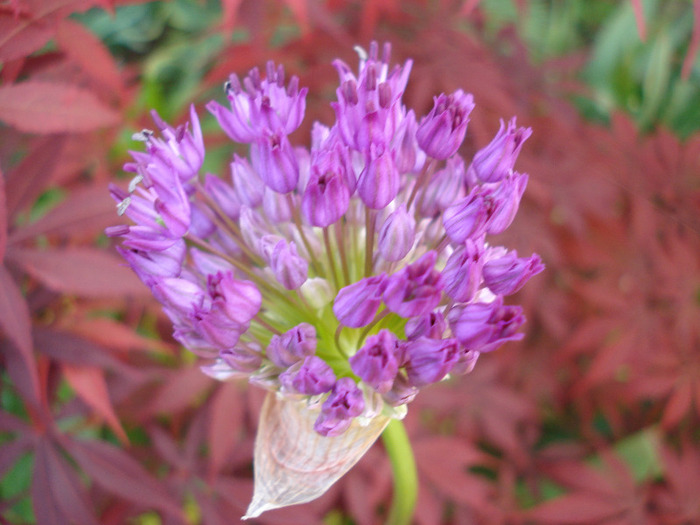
<box><xmin>267</xmin><ymin>323</ymin><xmax>317</xmax><ymax>368</ymax></box>
<box><xmin>279</xmin><ymin>355</ymin><xmax>335</xmax><ymax>395</ymax></box>
<box><xmin>483</xmin><ymin>250</ymin><xmax>544</xmax><ymax>295</ymax></box>
<box><xmin>470</xmin><ymin>117</ymin><xmax>532</xmax><ymax>183</ymax></box>
<box><xmin>404</xmin><ymin>337</ymin><xmax>460</xmax><ymax>387</ymax></box>
<box><xmin>333</xmin><ymin>274</ymin><xmax>387</xmax><ymax>328</ymax></box>
<box><xmin>416</xmin><ymin>90</ymin><xmax>474</xmax><ymax>160</ymax></box>
<box><xmin>349</xmin><ymin>329</ymin><xmax>400</xmax><ymax>394</ymax></box>
<box><xmin>108</xmin><ymin>41</ymin><xmax>542</xmax><ymax>439</ymax></box>
<box><xmin>383</xmin><ymin>251</ymin><xmax>444</xmax><ymax>318</ymax></box>
<box><xmin>314</xmin><ymin>377</ymin><xmax>365</xmax><ymax>437</ymax></box>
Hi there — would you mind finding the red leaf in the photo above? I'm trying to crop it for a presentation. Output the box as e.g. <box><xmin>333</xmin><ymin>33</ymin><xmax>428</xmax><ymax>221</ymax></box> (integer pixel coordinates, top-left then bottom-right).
<box><xmin>207</xmin><ymin>381</ymin><xmax>244</xmax><ymax>476</ymax></box>
<box><xmin>220</xmin><ymin>0</ymin><xmax>243</xmax><ymax>31</ymax></box>
<box><xmin>39</xmin><ymin>0</ymin><xmax>99</xmax><ymax>18</ymax></box>
<box><xmin>413</xmin><ymin>436</ymin><xmax>492</xmax><ymax>507</ymax></box>
<box><xmin>0</xmin><ymin>14</ymin><xmax>54</xmax><ymax>62</ymax></box>
<box><xmin>33</xmin><ymin>327</ymin><xmax>118</xmax><ymax>367</ymax></box>
<box><xmin>144</xmin><ymin>366</ymin><xmax>213</xmax><ymax>417</ymax></box>
<box><xmin>32</xmin><ymin>438</ymin><xmax>100</xmax><ymax>525</ymax></box>
<box><xmin>630</xmin><ymin>0</ymin><xmax>647</xmax><ymax>41</ymax></box>
<box><xmin>0</xmin><ymin>410</ymin><xmax>32</xmax><ymax>434</ymax></box>
<box><xmin>64</xmin><ymin>437</ymin><xmax>184</xmax><ymax>520</ymax></box>
<box><xmin>7</xmin><ymin>183</ymin><xmax>121</xmax><ymax>244</ymax></box>
<box><xmin>661</xmin><ymin>381</ymin><xmax>693</xmax><ymax>429</ymax></box>
<box><xmin>526</xmin><ymin>493</ymin><xmax>627</xmax><ymax>524</ymax></box>
<box><xmin>0</xmin><ymin>167</ymin><xmax>6</xmax><ymax>261</ymax></box>
<box><xmin>5</xmin><ymin>135</ymin><xmax>66</xmax><ymax>217</ymax></box>
<box><xmin>62</xmin><ymin>363</ymin><xmax>128</xmax><ymax>445</ymax></box>
<box><xmin>7</xmin><ymin>246</ymin><xmax>148</xmax><ymax>297</ymax></box>
<box><xmin>282</xmin><ymin>0</ymin><xmax>310</xmax><ymax>35</ymax></box>
<box><xmin>62</xmin><ymin>316</ymin><xmax>169</xmax><ymax>355</ymax></box>
<box><xmin>0</xmin><ymin>82</ymin><xmax>120</xmax><ymax>133</ymax></box>
<box><xmin>56</xmin><ymin>19</ymin><xmax>124</xmax><ymax>100</ymax></box>
<box><xmin>0</xmin><ymin>264</ymin><xmax>39</xmax><ymax>403</ymax></box>
<box><xmin>343</xmin><ymin>448</ymin><xmax>391</xmax><ymax>525</ymax></box>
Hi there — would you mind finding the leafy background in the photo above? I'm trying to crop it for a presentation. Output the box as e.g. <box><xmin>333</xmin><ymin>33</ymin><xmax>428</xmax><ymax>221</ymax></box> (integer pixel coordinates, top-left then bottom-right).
<box><xmin>1</xmin><ymin>0</ymin><xmax>700</xmax><ymax>523</ymax></box>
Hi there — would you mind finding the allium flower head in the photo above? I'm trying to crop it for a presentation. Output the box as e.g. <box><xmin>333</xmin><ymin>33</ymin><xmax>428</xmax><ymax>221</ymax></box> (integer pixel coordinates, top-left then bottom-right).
<box><xmin>108</xmin><ymin>42</ymin><xmax>543</xmax><ymax>518</ymax></box>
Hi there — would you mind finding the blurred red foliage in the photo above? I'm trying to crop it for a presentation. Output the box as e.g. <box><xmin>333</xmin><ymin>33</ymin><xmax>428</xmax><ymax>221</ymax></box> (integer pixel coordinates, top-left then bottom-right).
<box><xmin>1</xmin><ymin>0</ymin><xmax>699</xmax><ymax>523</ymax></box>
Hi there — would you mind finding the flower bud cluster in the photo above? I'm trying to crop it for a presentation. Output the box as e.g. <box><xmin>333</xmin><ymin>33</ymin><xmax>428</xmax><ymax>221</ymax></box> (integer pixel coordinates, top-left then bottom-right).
<box><xmin>109</xmin><ymin>42</ymin><xmax>543</xmax><ymax>437</ymax></box>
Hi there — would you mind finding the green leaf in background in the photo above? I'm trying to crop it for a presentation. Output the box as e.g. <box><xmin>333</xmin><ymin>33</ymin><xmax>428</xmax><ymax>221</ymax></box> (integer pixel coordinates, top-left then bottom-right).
<box><xmin>639</xmin><ymin>30</ymin><xmax>673</xmax><ymax>128</ymax></box>
<box><xmin>141</xmin><ymin>33</ymin><xmax>224</xmax><ymax>119</ymax></box>
<box><xmin>0</xmin><ymin>453</ymin><xmax>35</xmax><ymax>523</ymax></box>
<box><xmin>614</xmin><ymin>426</ymin><xmax>663</xmax><ymax>482</ymax></box>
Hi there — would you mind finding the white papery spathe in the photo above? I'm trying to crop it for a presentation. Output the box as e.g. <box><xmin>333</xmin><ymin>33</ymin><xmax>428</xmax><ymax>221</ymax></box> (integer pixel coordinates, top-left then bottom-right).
<box><xmin>243</xmin><ymin>392</ymin><xmax>392</xmax><ymax>519</ymax></box>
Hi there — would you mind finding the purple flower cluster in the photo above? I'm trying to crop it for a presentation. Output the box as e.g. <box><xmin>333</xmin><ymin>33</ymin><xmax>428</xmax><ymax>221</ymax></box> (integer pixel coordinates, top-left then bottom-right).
<box><xmin>108</xmin><ymin>42</ymin><xmax>543</xmax><ymax>437</ymax></box>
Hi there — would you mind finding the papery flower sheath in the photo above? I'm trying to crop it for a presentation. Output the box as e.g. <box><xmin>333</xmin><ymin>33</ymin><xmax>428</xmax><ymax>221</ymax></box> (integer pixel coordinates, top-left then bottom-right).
<box><xmin>108</xmin><ymin>41</ymin><xmax>543</xmax><ymax>519</ymax></box>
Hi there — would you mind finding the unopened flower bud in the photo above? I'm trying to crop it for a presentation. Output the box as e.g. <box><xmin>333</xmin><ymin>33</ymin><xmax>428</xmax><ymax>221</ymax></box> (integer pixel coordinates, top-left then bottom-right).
<box><xmin>204</xmin><ymin>173</ymin><xmax>240</xmax><ymax>220</ymax></box>
<box><xmin>302</xmin><ymin>146</ymin><xmax>351</xmax><ymax>227</ymax></box>
<box><xmin>451</xmin><ymin>349</ymin><xmax>480</xmax><ymax>375</ymax></box>
<box><xmin>377</xmin><ymin>204</ymin><xmax>415</xmax><ymax>262</ymax></box>
<box><xmin>263</xmin><ymin>186</ymin><xmax>292</xmax><ymax>222</ymax></box>
<box><xmin>448</xmin><ymin>298</ymin><xmax>525</xmax><ymax>353</ymax></box>
<box><xmin>485</xmin><ymin>171</ymin><xmax>528</xmax><ymax>234</ymax></box>
<box><xmin>220</xmin><ymin>346</ymin><xmax>263</xmax><ymax>373</ymax></box>
<box><xmin>416</xmin><ymin>90</ymin><xmax>474</xmax><ymax>160</ymax></box>
<box><xmin>404</xmin><ymin>337</ymin><xmax>459</xmax><ymax>387</ymax></box>
<box><xmin>420</xmin><ymin>156</ymin><xmax>465</xmax><ymax>217</ymax></box>
<box><xmin>270</xmin><ymin>240</ymin><xmax>308</xmax><ymax>290</ymax></box>
<box><xmin>333</xmin><ymin>274</ymin><xmax>387</xmax><ymax>328</ymax></box>
<box><xmin>230</xmin><ymin>154</ymin><xmax>264</xmax><ymax>207</ymax></box>
<box><xmin>442</xmin><ymin>238</ymin><xmax>485</xmax><ymax>302</ymax></box>
<box><xmin>280</xmin><ymin>355</ymin><xmax>336</xmax><ymax>395</ymax></box>
<box><xmin>207</xmin><ymin>271</ymin><xmax>262</xmax><ymax>325</ymax></box>
<box><xmin>443</xmin><ymin>190</ymin><xmax>488</xmax><ymax>244</ymax></box>
<box><xmin>189</xmin><ymin>248</ymin><xmax>234</xmax><ymax>276</ymax></box>
<box><xmin>252</xmin><ymin>132</ymin><xmax>299</xmax><ymax>193</ymax></box>
<box><xmin>314</xmin><ymin>378</ymin><xmax>365</xmax><ymax>437</ymax></box>
<box><xmin>349</xmin><ymin>330</ymin><xmax>399</xmax><ymax>394</ymax></box>
<box><xmin>383</xmin><ymin>251</ymin><xmax>443</xmax><ymax>318</ymax></box>
<box><xmin>483</xmin><ymin>250</ymin><xmax>544</xmax><ymax>296</ymax></box>
<box><xmin>299</xmin><ymin>278</ymin><xmax>334</xmax><ymax>309</ymax></box>
<box><xmin>404</xmin><ymin>311</ymin><xmax>446</xmax><ymax>340</ymax></box>
<box><xmin>266</xmin><ymin>323</ymin><xmax>317</xmax><ymax>368</ymax></box>
<box><xmin>471</xmin><ymin>117</ymin><xmax>532</xmax><ymax>183</ymax></box>
<box><xmin>357</xmin><ymin>150</ymin><xmax>399</xmax><ymax>210</ymax></box>
<box><xmin>382</xmin><ymin>373</ymin><xmax>418</xmax><ymax>406</ymax></box>
<box><xmin>152</xmin><ymin>277</ymin><xmax>203</xmax><ymax>314</ymax></box>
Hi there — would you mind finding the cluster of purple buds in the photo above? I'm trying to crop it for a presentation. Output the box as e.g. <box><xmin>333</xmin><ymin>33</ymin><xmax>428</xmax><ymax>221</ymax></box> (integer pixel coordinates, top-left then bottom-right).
<box><xmin>108</xmin><ymin>42</ymin><xmax>543</xmax><ymax>438</ymax></box>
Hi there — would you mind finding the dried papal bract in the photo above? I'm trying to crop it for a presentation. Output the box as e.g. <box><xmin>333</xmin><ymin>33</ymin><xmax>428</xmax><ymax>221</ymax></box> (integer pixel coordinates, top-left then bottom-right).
<box><xmin>244</xmin><ymin>393</ymin><xmax>390</xmax><ymax>519</ymax></box>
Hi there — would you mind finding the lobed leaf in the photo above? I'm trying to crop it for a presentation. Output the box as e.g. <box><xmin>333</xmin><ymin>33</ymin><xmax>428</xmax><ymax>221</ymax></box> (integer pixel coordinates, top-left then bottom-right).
<box><xmin>0</xmin><ymin>82</ymin><xmax>120</xmax><ymax>134</ymax></box>
<box><xmin>413</xmin><ymin>436</ymin><xmax>492</xmax><ymax>508</ymax></box>
<box><xmin>64</xmin><ymin>437</ymin><xmax>185</xmax><ymax>520</ymax></box>
<box><xmin>62</xmin><ymin>363</ymin><xmax>129</xmax><ymax>445</ymax></box>
<box><xmin>0</xmin><ymin>264</ymin><xmax>39</xmax><ymax>404</ymax></box>
<box><xmin>526</xmin><ymin>493</ymin><xmax>628</xmax><ymax>524</ymax></box>
<box><xmin>7</xmin><ymin>246</ymin><xmax>148</xmax><ymax>298</ymax></box>
<box><xmin>0</xmin><ymin>166</ymin><xmax>6</xmax><ymax>261</ymax></box>
<box><xmin>207</xmin><ymin>381</ymin><xmax>244</xmax><ymax>476</ymax></box>
<box><xmin>61</xmin><ymin>316</ymin><xmax>170</xmax><ymax>355</ymax></box>
<box><xmin>55</xmin><ymin>19</ymin><xmax>124</xmax><ymax>100</ymax></box>
<box><xmin>32</xmin><ymin>438</ymin><xmax>100</xmax><ymax>525</ymax></box>
<box><xmin>4</xmin><ymin>135</ymin><xmax>66</xmax><ymax>218</ymax></box>
<box><xmin>7</xmin><ymin>183</ymin><xmax>122</xmax><ymax>244</ymax></box>
<box><xmin>0</xmin><ymin>15</ymin><xmax>54</xmax><ymax>62</ymax></box>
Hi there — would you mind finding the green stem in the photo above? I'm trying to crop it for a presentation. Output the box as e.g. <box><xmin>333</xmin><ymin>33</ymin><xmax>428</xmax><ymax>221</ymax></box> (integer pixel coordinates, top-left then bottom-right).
<box><xmin>382</xmin><ymin>419</ymin><xmax>418</xmax><ymax>525</ymax></box>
